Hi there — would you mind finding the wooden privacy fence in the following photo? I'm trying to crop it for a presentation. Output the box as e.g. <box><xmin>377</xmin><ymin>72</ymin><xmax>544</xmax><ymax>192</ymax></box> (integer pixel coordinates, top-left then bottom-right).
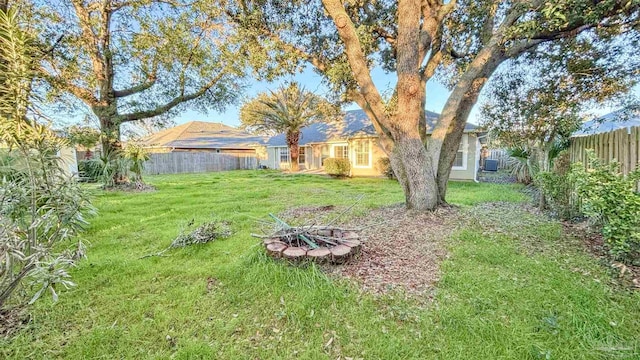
<box><xmin>143</xmin><ymin>152</ymin><xmax>258</xmax><ymax>175</ymax></box>
<box><xmin>569</xmin><ymin>126</ymin><xmax>640</xmax><ymax>175</ymax></box>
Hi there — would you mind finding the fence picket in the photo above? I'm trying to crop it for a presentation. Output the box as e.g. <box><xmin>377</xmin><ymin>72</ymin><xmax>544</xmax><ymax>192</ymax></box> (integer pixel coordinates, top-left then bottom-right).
<box><xmin>570</xmin><ymin>126</ymin><xmax>640</xmax><ymax>176</ymax></box>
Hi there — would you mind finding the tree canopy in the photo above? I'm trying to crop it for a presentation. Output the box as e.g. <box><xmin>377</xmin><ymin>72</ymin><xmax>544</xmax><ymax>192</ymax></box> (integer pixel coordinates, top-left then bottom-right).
<box><xmin>225</xmin><ymin>0</ymin><xmax>640</xmax><ymax>210</ymax></box>
<box><xmin>30</xmin><ymin>0</ymin><xmax>246</xmax><ymax>150</ymax></box>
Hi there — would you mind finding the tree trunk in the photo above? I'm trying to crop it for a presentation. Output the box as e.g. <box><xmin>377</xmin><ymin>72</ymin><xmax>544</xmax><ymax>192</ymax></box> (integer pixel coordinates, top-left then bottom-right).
<box><xmin>99</xmin><ymin>114</ymin><xmax>121</xmax><ymax>156</ymax></box>
<box><xmin>537</xmin><ymin>146</ymin><xmax>550</xmax><ymax>209</ymax></box>
<box><xmin>433</xmin><ymin>46</ymin><xmax>506</xmax><ymax>201</ymax></box>
<box><xmin>389</xmin><ymin>135</ymin><xmax>439</xmax><ymax>210</ymax></box>
<box><xmin>286</xmin><ymin>130</ymin><xmax>300</xmax><ymax>172</ymax></box>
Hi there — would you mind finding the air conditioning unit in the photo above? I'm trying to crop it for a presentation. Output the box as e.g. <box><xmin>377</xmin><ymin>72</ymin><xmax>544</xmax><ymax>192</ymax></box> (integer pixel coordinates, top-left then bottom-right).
<box><xmin>484</xmin><ymin>159</ymin><xmax>498</xmax><ymax>172</ymax></box>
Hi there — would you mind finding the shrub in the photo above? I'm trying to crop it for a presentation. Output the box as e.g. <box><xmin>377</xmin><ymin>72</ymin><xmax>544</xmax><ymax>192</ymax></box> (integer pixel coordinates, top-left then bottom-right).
<box><xmin>376</xmin><ymin>157</ymin><xmax>395</xmax><ymax>179</ymax></box>
<box><xmin>324</xmin><ymin>158</ymin><xmax>350</xmax><ymax>177</ymax></box>
<box><xmin>123</xmin><ymin>142</ymin><xmax>150</xmax><ymax>184</ymax></box>
<box><xmin>571</xmin><ymin>150</ymin><xmax>640</xmax><ymax>261</ymax></box>
<box><xmin>506</xmin><ymin>147</ymin><xmax>538</xmax><ymax>184</ymax></box>
<box><xmin>0</xmin><ymin>8</ymin><xmax>95</xmax><ymax>308</ymax></box>
<box><xmin>0</xmin><ymin>125</ymin><xmax>95</xmax><ymax>307</ymax></box>
<box><xmin>78</xmin><ymin>159</ymin><xmax>102</xmax><ymax>182</ymax></box>
<box><xmin>536</xmin><ymin>151</ymin><xmax>579</xmax><ymax>220</ymax></box>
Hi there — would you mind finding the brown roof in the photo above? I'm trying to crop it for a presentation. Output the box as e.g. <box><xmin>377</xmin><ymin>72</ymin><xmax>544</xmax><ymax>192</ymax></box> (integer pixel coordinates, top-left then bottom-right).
<box><xmin>141</xmin><ymin>121</ymin><xmax>266</xmax><ymax>149</ymax></box>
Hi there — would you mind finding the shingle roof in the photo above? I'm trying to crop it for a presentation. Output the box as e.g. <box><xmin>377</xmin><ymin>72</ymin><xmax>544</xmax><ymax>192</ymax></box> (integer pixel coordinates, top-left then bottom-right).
<box><xmin>267</xmin><ymin>109</ymin><xmax>479</xmax><ymax>146</ymax></box>
<box><xmin>141</xmin><ymin>121</ymin><xmax>266</xmax><ymax>149</ymax></box>
<box><xmin>572</xmin><ymin>109</ymin><xmax>640</xmax><ymax>137</ymax></box>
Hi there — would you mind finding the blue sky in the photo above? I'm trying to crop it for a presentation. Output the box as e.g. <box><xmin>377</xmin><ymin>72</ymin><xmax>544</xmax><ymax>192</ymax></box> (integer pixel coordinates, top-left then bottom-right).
<box><xmin>172</xmin><ymin>66</ymin><xmax>637</xmax><ymax>129</ymax></box>
<box><xmin>173</xmin><ymin>66</ymin><xmax>462</xmax><ymax>128</ymax></box>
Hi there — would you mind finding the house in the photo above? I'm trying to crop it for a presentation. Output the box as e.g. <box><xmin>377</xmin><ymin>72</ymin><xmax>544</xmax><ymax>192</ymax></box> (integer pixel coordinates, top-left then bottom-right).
<box><xmin>58</xmin><ymin>146</ymin><xmax>79</xmax><ymax>177</ymax></box>
<box><xmin>140</xmin><ymin>121</ymin><xmax>266</xmax><ymax>155</ymax></box>
<box><xmin>266</xmin><ymin>109</ymin><xmax>483</xmax><ymax>180</ymax></box>
<box><xmin>572</xmin><ymin>109</ymin><xmax>640</xmax><ymax>137</ymax></box>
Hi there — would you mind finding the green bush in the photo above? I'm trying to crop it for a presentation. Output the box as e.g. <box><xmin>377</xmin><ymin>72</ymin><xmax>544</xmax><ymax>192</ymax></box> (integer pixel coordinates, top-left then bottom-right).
<box><xmin>536</xmin><ymin>151</ymin><xmax>579</xmax><ymax>220</ymax></box>
<box><xmin>571</xmin><ymin>150</ymin><xmax>640</xmax><ymax>262</ymax></box>
<box><xmin>324</xmin><ymin>157</ymin><xmax>350</xmax><ymax>177</ymax></box>
<box><xmin>507</xmin><ymin>147</ymin><xmax>538</xmax><ymax>184</ymax></box>
<box><xmin>376</xmin><ymin>157</ymin><xmax>395</xmax><ymax>179</ymax></box>
<box><xmin>77</xmin><ymin>159</ymin><xmax>102</xmax><ymax>182</ymax></box>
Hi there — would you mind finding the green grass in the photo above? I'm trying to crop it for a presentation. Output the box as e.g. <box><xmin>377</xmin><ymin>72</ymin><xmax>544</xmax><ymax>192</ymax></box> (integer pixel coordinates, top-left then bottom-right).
<box><xmin>2</xmin><ymin>171</ymin><xmax>639</xmax><ymax>359</ymax></box>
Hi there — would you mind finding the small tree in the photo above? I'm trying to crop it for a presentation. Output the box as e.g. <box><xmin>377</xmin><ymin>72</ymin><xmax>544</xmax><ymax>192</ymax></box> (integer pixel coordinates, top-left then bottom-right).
<box><xmin>0</xmin><ymin>7</ymin><xmax>94</xmax><ymax>308</ymax></box>
<box><xmin>123</xmin><ymin>142</ymin><xmax>150</xmax><ymax>187</ymax></box>
<box><xmin>240</xmin><ymin>82</ymin><xmax>339</xmax><ymax>172</ymax></box>
<box><xmin>481</xmin><ymin>41</ymin><xmax>638</xmax><ymax>207</ymax></box>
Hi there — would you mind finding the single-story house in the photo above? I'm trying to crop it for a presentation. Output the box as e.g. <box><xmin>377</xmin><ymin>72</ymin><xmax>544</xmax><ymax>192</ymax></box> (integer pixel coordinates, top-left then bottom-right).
<box><xmin>266</xmin><ymin>109</ymin><xmax>483</xmax><ymax>180</ymax></box>
<box><xmin>572</xmin><ymin>109</ymin><xmax>640</xmax><ymax>137</ymax></box>
<box><xmin>141</xmin><ymin>121</ymin><xmax>266</xmax><ymax>156</ymax></box>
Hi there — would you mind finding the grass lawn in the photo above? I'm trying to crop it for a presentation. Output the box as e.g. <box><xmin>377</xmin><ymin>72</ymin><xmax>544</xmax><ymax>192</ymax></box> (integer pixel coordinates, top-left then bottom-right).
<box><xmin>2</xmin><ymin>171</ymin><xmax>639</xmax><ymax>359</ymax></box>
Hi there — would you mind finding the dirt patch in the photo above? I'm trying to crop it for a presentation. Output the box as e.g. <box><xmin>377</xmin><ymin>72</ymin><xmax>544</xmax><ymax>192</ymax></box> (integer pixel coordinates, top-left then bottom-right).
<box><xmin>562</xmin><ymin>222</ymin><xmax>640</xmax><ymax>290</ymax></box>
<box><xmin>325</xmin><ymin>205</ymin><xmax>458</xmax><ymax>296</ymax></box>
<box><xmin>278</xmin><ymin>205</ymin><xmax>336</xmax><ymax>225</ymax></box>
<box><xmin>0</xmin><ymin>306</ymin><xmax>29</xmax><ymax>339</ymax></box>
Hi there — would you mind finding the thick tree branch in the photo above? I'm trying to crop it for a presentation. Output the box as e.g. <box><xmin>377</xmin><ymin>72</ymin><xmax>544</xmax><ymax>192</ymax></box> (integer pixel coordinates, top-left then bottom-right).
<box><xmin>70</xmin><ymin>0</ymin><xmax>103</xmax><ymax>78</ymax></box>
<box><xmin>321</xmin><ymin>0</ymin><xmax>388</xmax><ymax>129</ymax></box>
<box><xmin>373</xmin><ymin>26</ymin><xmax>396</xmax><ymax>46</ymax></box>
<box><xmin>530</xmin><ymin>24</ymin><xmax>594</xmax><ymax>41</ymax></box>
<box><xmin>481</xmin><ymin>1</ymin><xmax>500</xmax><ymax>45</ymax></box>
<box><xmin>40</xmin><ymin>69</ymin><xmax>99</xmax><ymax>106</ymax></box>
<box><xmin>115</xmin><ymin>70</ymin><xmax>226</xmax><ymax>123</ymax></box>
<box><xmin>419</xmin><ymin>0</ymin><xmax>456</xmax><ymax>80</ymax></box>
<box><xmin>113</xmin><ymin>75</ymin><xmax>157</xmax><ymax>98</ymax></box>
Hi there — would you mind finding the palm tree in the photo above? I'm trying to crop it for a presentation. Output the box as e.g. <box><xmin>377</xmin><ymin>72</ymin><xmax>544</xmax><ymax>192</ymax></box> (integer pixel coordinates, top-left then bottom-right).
<box><xmin>240</xmin><ymin>82</ymin><xmax>339</xmax><ymax>172</ymax></box>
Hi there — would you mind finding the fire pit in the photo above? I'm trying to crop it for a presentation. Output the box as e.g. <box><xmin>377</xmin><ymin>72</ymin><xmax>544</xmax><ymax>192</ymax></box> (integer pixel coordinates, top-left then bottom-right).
<box><xmin>252</xmin><ymin>214</ymin><xmax>362</xmax><ymax>263</ymax></box>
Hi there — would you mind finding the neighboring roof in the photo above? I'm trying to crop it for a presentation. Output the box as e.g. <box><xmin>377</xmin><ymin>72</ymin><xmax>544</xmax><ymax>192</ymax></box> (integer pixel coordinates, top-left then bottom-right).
<box><xmin>267</xmin><ymin>109</ymin><xmax>479</xmax><ymax>147</ymax></box>
<box><xmin>572</xmin><ymin>109</ymin><xmax>640</xmax><ymax>137</ymax></box>
<box><xmin>141</xmin><ymin>121</ymin><xmax>266</xmax><ymax>149</ymax></box>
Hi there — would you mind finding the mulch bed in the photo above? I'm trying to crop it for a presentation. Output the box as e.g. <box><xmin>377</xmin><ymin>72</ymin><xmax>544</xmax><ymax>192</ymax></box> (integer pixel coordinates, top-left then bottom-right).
<box><xmin>325</xmin><ymin>205</ymin><xmax>458</xmax><ymax>296</ymax></box>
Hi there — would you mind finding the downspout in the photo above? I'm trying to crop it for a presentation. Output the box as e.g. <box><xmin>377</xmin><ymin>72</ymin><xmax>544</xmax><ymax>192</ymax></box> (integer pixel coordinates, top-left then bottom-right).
<box><xmin>474</xmin><ymin>133</ymin><xmax>488</xmax><ymax>183</ymax></box>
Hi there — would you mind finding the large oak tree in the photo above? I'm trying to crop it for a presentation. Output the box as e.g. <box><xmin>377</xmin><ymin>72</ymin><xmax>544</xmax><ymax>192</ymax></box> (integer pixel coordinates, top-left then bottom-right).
<box><xmin>224</xmin><ymin>0</ymin><xmax>640</xmax><ymax>210</ymax></box>
<box><xmin>33</xmin><ymin>0</ymin><xmax>246</xmax><ymax>155</ymax></box>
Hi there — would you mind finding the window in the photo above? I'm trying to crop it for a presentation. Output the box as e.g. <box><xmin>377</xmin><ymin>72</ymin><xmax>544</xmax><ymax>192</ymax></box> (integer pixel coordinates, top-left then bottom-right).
<box><xmin>333</xmin><ymin>145</ymin><xmax>348</xmax><ymax>159</ymax></box>
<box><xmin>298</xmin><ymin>147</ymin><xmax>306</xmax><ymax>164</ymax></box>
<box><xmin>279</xmin><ymin>147</ymin><xmax>290</xmax><ymax>163</ymax></box>
<box><xmin>452</xmin><ymin>135</ymin><xmax>467</xmax><ymax>170</ymax></box>
<box><xmin>354</xmin><ymin>140</ymin><xmax>370</xmax><ymax>167</ymax></box>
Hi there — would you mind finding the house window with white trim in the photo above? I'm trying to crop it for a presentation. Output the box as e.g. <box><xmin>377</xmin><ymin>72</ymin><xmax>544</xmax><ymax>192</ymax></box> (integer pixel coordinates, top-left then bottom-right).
<box><xmin>334</xmin><ymin>145</ymin><xmax>348</xmax><ymax>159</ymax></box>
<box><xmin>354</xmin><ymin>140</ymin><xmax>370</xmax><ymax>167</ymax></box>
<box><xmin>279</xmin><ymin>147</ymin><xmax>290</xmax><ymax>163</ymax></box>
<box><xmin>298</xmin><ymin>146</ymin><xmax>306</xmax><ymax>164</ymax></box>
<box><xmin>452</xmin><ymin>135</ymin><xmax>467</xmax><ymax>170</ymax></box>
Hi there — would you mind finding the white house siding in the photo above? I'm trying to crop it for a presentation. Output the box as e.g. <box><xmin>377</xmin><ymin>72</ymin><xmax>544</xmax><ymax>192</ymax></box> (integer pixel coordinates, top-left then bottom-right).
<box><xmin>266</xmin><ymin>133</ymin><xmax>478</xmax><ymax>180</ymax></box>
<box><xmin>449</xmin><ymin>134</ymin><xmax>477</xmax><ymax>181</ymax></box>
<box><xmin>58</xmin><ymin>146</ymin><xmax>78</xmax><ymax>177</ymax></box>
